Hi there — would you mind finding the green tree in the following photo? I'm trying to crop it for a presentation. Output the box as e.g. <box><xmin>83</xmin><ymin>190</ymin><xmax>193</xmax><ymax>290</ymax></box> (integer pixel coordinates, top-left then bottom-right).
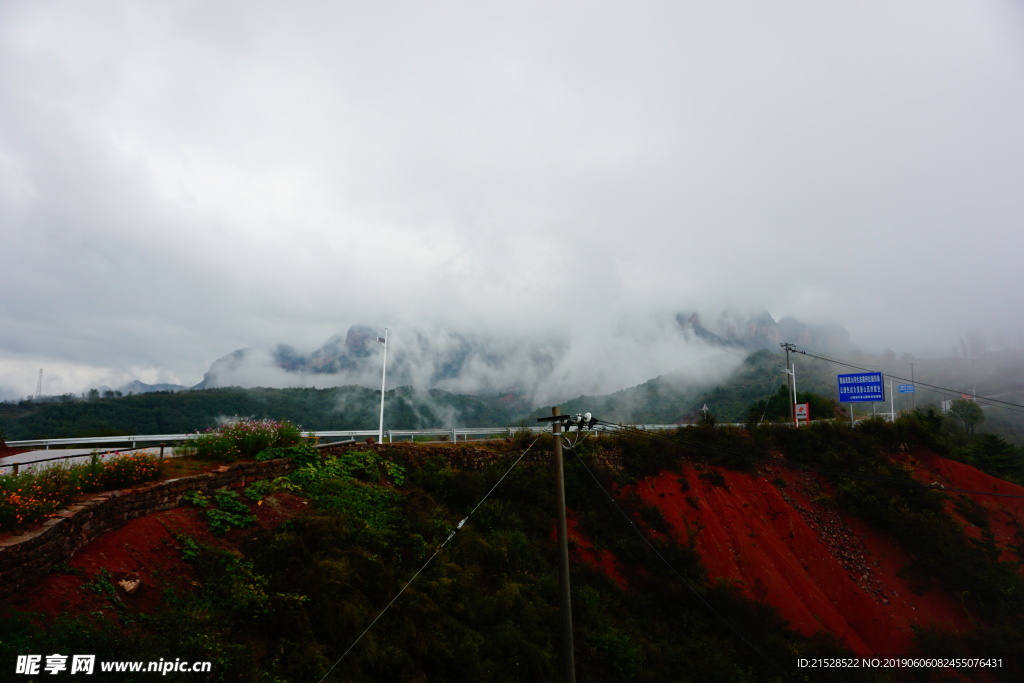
<box><xmin>746</xmin><ymin>384</ymin><xmax>840</xmax><ymax>424</ymax></box>
<box><xmin>967</xmin><ymin>433</ymin><xmax>1024</xmax><ymax>482</ymax></box>
<box><xmin>949</xmin><ymin>398</ymin><xmax>984</xmax><ymax>435</ymax></box>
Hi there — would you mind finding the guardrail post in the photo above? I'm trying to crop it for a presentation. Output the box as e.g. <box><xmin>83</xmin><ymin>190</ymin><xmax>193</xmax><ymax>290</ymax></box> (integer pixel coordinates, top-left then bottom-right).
<box><xmin>159</xmin><ymin>444</ymin><xmax>165</xmax><ymax>460</ymax></box>
<box><xmin>452</xmin><ymin>429</ymin><xmax>457</xmax><ymax>443</ymax></box>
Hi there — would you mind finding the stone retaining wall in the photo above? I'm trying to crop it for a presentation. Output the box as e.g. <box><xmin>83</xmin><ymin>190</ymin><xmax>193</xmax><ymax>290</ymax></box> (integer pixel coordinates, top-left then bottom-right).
<box><xmin>0</xmin><ymin>458</ymin><xmax>295</xmax><ymax>603</ymax></box>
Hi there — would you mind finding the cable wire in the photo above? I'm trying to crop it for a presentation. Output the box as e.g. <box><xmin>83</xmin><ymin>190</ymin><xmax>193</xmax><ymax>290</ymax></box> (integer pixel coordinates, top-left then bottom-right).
<box><xmin>789</xmin><ymin>346</ymin><xmax>1024</xmax><ymax>414</ymax></box>
<box><xmin>317</xmin><ymin>435</ymin><xmax>541</xmax><ymax>682</ymax></box>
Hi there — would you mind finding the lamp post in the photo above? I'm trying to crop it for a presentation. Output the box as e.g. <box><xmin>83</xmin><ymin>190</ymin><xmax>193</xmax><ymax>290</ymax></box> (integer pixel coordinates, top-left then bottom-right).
<box><xmin>782</xmin><ymin>364</ymin><xmax>797</xmax><ymax>427</ymax></box>
<box><xmin>780</xmin><ymin>343</ymin><xmax>797</xmax><ymax>426</ymax></box>
<box><xmin>376</xmin><ymin>328</ymin><xmax>388</xmax><ymax>443</ymax></box>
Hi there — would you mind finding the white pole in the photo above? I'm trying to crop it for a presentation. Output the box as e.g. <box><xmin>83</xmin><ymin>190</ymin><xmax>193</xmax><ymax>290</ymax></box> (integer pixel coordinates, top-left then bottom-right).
<box><xmin>888</xmin><ymin>380</ymin><xmax>894</xmax><ymax>422</ymax></box>
<box><xmin>378</xmin><ymin>328</ymin><xmax>388</xmax><ymax>443</ymax></box>
<box><xmin>791</xmin><ymin>363</ymin><xmax>798</xmax><ymax>427</ymax></box>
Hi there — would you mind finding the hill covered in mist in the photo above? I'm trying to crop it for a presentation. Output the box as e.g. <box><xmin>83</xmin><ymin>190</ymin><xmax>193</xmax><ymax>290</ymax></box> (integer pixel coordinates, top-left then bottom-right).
<box><xmin>190</xmin><ymin>309</ymin><xmax>850</xmax><ymax>404</ymax></box>
<box><xmin>6</xmin><ymin>345</ymin><xmax>1024</xmax><ymax>449</ymax></box>
<box><xmin>0</xmin><ymin>386</ymin><xmax>532</xmax><ymax>441</ymax></box>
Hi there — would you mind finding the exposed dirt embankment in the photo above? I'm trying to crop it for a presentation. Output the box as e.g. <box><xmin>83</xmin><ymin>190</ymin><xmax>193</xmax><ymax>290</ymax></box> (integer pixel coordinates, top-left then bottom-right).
<box><xmin>628</xmin><ymin>451</ymin><xmax>1024</xmax><ymax>657</ymax></box>
<box><xmin>906</xmin><ymin>448</ymin><xmax>1024</xmax><ymax>565</ymax></box>
<box><xmin>7</xmin><ymin>492</ymin><xmax>311</xmax><ymax>619</ymax></box>
<box><xmin>0</xmin><ymin>440</ymin><xmax>30</xmax><ymax>458</ymax></box>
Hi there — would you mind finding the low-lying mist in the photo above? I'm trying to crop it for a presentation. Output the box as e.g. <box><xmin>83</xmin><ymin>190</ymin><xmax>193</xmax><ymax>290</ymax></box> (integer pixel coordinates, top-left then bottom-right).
<box><xmin>196</xmin><ymin>311</ymin><xmax>755</xmax><ymax>409</ymax></box>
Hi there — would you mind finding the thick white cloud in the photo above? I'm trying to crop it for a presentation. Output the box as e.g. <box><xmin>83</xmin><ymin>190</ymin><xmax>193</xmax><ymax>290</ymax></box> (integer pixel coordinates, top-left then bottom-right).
<box><xmin>2</xmin><ymin>0</ymin><xmax>1023</xmax><ymax>399</ymax></box>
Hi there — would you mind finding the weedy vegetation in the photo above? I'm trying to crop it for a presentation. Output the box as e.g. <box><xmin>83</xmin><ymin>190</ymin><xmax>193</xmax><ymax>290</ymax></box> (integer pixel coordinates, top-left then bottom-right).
<box><xmin>2</xmin><ymin>420</ymin><xmax>1022</xmax><ymax>681</ymax></box>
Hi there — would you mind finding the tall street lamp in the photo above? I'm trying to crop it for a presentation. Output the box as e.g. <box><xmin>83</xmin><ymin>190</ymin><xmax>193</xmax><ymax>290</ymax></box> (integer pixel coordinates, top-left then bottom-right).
<box><xmin>376</xmin><ymin>328</ymin><xmax>388</xmax><ymax>443</ymax></box>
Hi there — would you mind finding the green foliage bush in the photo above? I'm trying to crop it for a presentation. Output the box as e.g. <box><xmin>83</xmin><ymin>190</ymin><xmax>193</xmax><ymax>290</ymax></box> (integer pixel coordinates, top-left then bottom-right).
<box><xmin>963</xmin><ymin>434</ymin><xmax>1024</xmax><ymax>484</ymax></box>
<box><xmin>182</xmin><ymin>418</ymin><xmax>304</xmax><ymax>462</ymax></box>
<box><xmin>204</xmin><ymin>490</ymin><xmax>256</xmax><ymax>535</ymax></box>
<box><xmin>182</xmin><ymin>489</ymin><xmax>209</xmax><ymax>507</ymax></box>
<box><xmin>244</xmin><ymin>479</ymin><xmax>275</xmax><ymax>502</ymax></box>
<box><xmin>763</xmin><ymin>419</ymin><xmax>1024</xmax><ymax>622</ymax></box>
<box><xmin>746</xmin><ymin>384</ymin><xmax>841</xmax><ymax>424</ymax></box>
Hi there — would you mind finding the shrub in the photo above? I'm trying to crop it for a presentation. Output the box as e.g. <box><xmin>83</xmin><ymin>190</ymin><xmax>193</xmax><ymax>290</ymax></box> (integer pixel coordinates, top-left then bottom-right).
<box><xmin>0</xmin><ymin>453</ymin><xmax>161</xmax><ymax>530</ymax></box>
<box><xmin>182</xmin><ymin>489</ymin><xmax>209</xmax><ymax>507</ymax></box>
<box><xmin>255</xmin><ymin>443</ymin><xmax>320</xmax><ymax>468</ymax></box>
<box><xmin>244</xmin><ymin>480</ymin><xmax>275</xmax><ymax>502</ymax></box>
<box><xmin>88</xmin><ymin>452</ymin><xmax>161</xmax><ymax>489</ymax></box>
<box><xmin>183</xmin><ymin>418</ymin><xmax>304</xmax><ymax>461</ymax></box>
<box><xmin>205</xmin><ymin>490</ymin><xmax>256</xmax><ymax>535</ymax></box>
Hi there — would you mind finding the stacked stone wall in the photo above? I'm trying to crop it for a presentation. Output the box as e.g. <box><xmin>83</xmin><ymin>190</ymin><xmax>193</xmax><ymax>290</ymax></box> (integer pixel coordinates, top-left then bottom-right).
<box><xmin>0</xmin><ymin>458</ymin><xmax>294</xmax><ymax>603</ymax></box>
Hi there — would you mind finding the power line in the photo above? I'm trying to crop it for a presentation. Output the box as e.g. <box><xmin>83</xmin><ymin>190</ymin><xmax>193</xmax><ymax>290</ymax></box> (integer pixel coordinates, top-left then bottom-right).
<box><xmin>318</xmin><ymin>435</ymin><xmax>541</xmax><ymax>683</ymax></box>
<box><xmin>788</xmin><ymin>346</ymin><xmax>1024</xmax><ymax>415</ymax></box>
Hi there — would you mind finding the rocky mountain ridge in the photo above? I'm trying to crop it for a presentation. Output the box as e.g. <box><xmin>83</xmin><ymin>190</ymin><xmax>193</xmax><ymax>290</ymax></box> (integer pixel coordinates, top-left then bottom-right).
<box><xmin>194</xmin><ymin>309</ymin><xmax>849</xmax><ymax>398</ymax></box>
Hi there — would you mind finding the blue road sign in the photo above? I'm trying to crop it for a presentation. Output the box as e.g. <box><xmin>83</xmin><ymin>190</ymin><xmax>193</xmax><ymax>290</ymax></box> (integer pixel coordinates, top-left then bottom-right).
<box><xmin>898</xmin><ymin>384</ymin><xmax>915</xmax><ymax>393</ymax></box>
<box><xmin>837</xmin><ymin>372</ymin><xmax>884</xmax><ymax>402</ymax></box>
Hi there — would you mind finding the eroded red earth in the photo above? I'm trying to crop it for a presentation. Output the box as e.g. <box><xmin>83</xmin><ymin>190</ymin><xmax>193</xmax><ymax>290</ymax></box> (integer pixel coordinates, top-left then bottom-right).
<box><xmin>0</xmin><ymin>441</ymin><xmax>30</xmax><ymax>458</ymax></box>
<box><xmin>622</xmin><ymin>451</ymin><xmax>1024</xmax><ymax>657</ymax></box>
<box><xmin>5</xmin><ymin>443</ymin><xmax>1023</xmax><ymax>665</ymax></box>
<box><xmin>6</xmin><ymin>492</ymin><xmax>311</xmax><ymax>620</ymax></box>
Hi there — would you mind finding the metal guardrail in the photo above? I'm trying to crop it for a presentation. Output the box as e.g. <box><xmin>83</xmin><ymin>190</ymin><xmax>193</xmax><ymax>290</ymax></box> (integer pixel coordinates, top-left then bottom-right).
<box><xmin>1</xmin><ymin>424</ymin><xmax>694</xmax><ymax>473</ymax></box>
<box><xmin>7</xmin><ymin>425</ymin><xmax>689</xmax><ymax>450</ymax></box>
<box><xmin>318</xmin><ymin>427</ymin><xmax>552</xmax><ymax>443</ymax></box>
<box><xmin>7</xmin><ymin>434</ymin><xmax>194</xmax><ymax>449</ymax></box>
<box><xmin>0</xmin><ymin>443</ymin><xmax>178</xmax><ymax>474</ymax></box>
<box><xmin>0</xmin><ymin>420</ymin><xmax>827</xmax><ymax>476</ymax></box>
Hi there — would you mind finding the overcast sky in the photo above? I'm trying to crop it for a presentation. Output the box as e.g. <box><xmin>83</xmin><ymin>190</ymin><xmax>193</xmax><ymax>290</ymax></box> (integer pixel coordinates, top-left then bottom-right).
<box><xmin>2</xmin><ymin>0</ymin><xmax>1024</xmax><ymax>400</ymax></box>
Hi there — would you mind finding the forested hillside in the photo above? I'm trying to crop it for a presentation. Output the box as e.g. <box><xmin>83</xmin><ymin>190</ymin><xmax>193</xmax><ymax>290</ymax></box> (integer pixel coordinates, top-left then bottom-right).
<box><xmin>6</xmin><ymin>348</ymin><xmax>1024</xmax><ymax>450</ymax></box>
<box><xmin>0</xmin><ymin>386</ymin><xmax>531</xmax><ymax>440</ymax></box>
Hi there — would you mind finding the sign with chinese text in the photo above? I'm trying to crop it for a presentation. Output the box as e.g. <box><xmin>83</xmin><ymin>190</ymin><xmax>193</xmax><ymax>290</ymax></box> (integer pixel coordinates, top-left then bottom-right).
<box><xmin>837</xmin><ymin>372</ymin><xmax>884</xmax><ymax>403</ymax></box>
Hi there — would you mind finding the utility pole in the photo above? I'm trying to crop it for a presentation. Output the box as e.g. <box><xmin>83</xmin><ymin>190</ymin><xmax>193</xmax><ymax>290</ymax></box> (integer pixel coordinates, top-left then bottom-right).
<box><xmin>35</xmin><ymin>369</ymin><xmax>42</xmax><ymax>399</ymax></box>
<box><xmin>537</xmin><ymin>408</ymin><xmax>577</xmax><ymax>682</ymax></box>
<box><xmin>551</xmin><ymin>407</ymin><xmax>576</xmax><ymax>683</ymax></box>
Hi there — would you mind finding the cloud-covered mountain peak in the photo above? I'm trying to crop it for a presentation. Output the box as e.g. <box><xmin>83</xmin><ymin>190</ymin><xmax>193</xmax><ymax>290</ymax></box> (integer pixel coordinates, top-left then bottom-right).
<box><xmin>193</xmin><ymin>309</ymin><xmax>849</xmax><ymax>404</ymax></box>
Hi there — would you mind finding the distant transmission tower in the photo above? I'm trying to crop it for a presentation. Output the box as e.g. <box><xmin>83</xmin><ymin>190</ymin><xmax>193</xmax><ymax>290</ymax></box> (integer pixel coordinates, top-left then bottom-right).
<box><xmin>35</xmin><ymin>368</ymin><xmax>42</xmax><ymax>399</ymax></box>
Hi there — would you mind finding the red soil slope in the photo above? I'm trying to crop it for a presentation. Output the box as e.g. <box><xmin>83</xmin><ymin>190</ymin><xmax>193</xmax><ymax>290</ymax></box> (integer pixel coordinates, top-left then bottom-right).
<box><xmin>0</xmin><ymin>441</ymin><xmax>30</xmax><ymax>458</ymax></box>
<box><xmin>906</xmin><ymin>448</ymin><xmax>1024</xmax><ymax>565</ymax></box>
<box><xmin>559</xmin><ymin>514</ymin><xmax>629</xmax><ymax>590</ymax></box>
<box><xmin>630</xmin><ymin>452</ymin><xmax>1024</xmax><ymax>657</ymax></box>
<box><xmin>6</xmin><ymin>492</ymin><xmax>311</xmax><ymax>619</ymax></box>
